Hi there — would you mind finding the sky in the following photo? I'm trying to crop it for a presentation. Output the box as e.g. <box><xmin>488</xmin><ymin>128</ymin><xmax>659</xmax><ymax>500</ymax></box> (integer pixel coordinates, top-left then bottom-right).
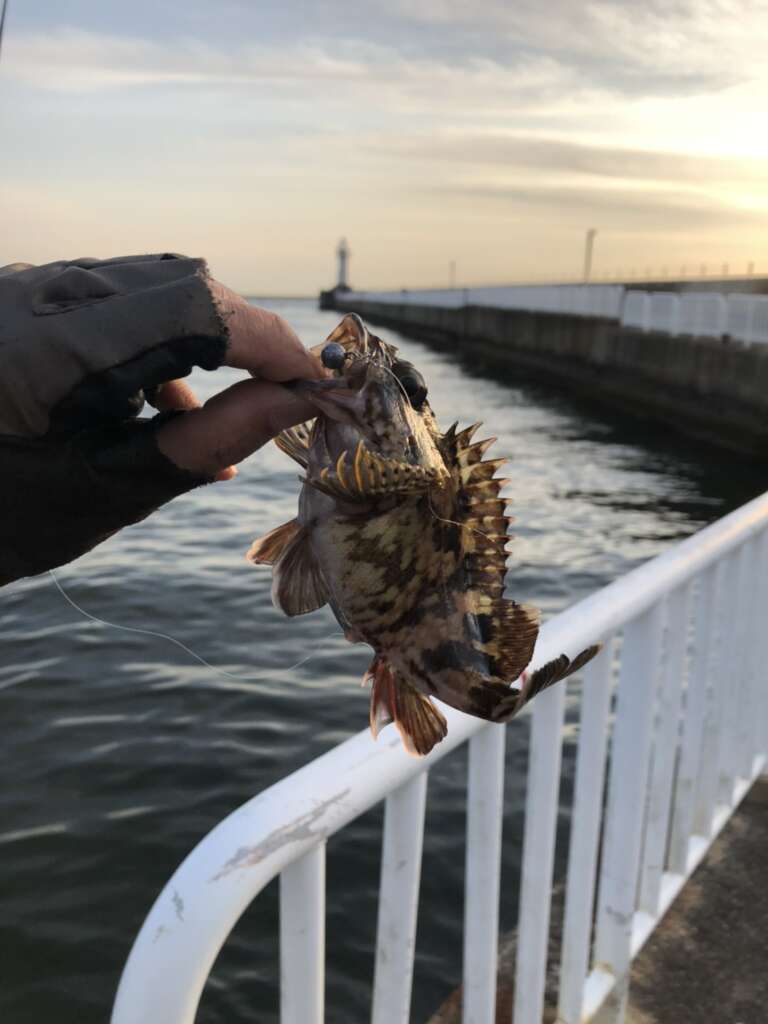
<box><xmin>1</xmin><ymin>0</ymin><xmax>767</xmax><ymax>294</ymax></box>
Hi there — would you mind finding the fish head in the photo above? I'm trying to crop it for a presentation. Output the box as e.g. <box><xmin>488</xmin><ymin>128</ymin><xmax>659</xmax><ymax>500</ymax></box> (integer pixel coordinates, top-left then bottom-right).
<box><xmin>297</xmin><ymin>314</ymin><xmax>447</xmax><ymax>481</ymax></box>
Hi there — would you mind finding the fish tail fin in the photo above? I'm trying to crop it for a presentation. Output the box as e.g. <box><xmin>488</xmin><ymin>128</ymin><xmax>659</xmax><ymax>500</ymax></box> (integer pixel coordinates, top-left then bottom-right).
<box><xmin>490</xmin><ymin>643</ymin><xmax>602</xmax><ymax>721</ymax></box>
<box><xmin>365</xmin><ymin>656</ymin><xmax>447</xmax><ymax>757</ymax></box>
<box><xmin>522</xmin><ymin>643</ymin><xmax>602</xmax><ymax>701</ymax></box>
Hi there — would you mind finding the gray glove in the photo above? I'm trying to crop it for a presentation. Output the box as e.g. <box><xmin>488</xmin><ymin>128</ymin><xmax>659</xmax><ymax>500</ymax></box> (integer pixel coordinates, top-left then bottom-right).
<box><xmin>0</xmin><ymin>254</ymin><xmax>232</xmax><ymax>585</ymax></box>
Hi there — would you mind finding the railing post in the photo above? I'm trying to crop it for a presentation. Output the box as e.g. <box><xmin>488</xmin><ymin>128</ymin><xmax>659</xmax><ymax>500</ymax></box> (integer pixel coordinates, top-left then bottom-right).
<box><xmin>513</xmin><ymin>683</ymin><xmax>566</xmax><ymax>1024</ymax></box>
<box><xmin>736</xmin><ymin>536</ymin><xmax>760</xmax><ymax>780</ymax></box>
<box><xmin>280</xmin><ymin>844</ymin><xmax>326</xmax><ymax>1024</ymax></box>
<box><xmin>639</xmin><ymin>583</ymin><xmax>690</xmax><ymax>914</ymax></box>
<box><xmin>668</xmin><ymin>568</ymin><xmax>714</xmax><ymax>873</ymax></box>
<box><xmin>593</xmin><ymin>603</ymin><xmax>663</xmax><ymax>1021</ymax></box>
<box><xmin>463</xmin><ymin>725</ymin><xmax>506</xmax><ymax>1024</ymax></box>
<box><xmin>371</xmin><ymin>772</ymin><xmax>428</xmax><ymax>1024</ymax></box>
<box><xmin>693</xmin><ymin>558</ymin><xmax>726</xmax><ymax>836</ymax></box>
<box><xmin>715</xmin><ymin>549</ymin><xmax>741</xmax><ymax>806</ymax></box>
<box><xmin>557</xmin><ymin>642</ymin><xmax>614</xmax><ymax>1024</ymax></box>
<box><xmin>752</xmin><ymin>528</ymin><xmax>768</xmax><ymax>763</ymax></box>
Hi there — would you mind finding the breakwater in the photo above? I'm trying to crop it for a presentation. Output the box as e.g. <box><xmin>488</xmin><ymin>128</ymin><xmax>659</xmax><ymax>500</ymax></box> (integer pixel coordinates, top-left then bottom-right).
<box><xmin>322</xmin><ymin>295</ymin><xmax>768</xmax><ymax>461</ymax></box>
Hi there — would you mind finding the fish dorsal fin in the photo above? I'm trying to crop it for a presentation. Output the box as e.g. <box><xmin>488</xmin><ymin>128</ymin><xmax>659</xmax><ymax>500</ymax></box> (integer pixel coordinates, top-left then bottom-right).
<box><xmin>271</xmin><ymin>525</ymin><xmax>328</xmax><ymax>616</ymax></box>
<box><xmin>246</xmin><ymin>519</ymin><xmax>300</xmax><ymax>566</ymax></box>
<box><xmin>275</xmin><ymin>421</ymin><xmax>314</xmax><ymax>468</ymax></box>
<box><xmin>365</xmin><ymin>655</ymin><xmax>447</xmax><ymax>757</ymax></box>
<box><xmin>440</xmin><ymin>421</ymin><xmax>541</xmax><ymax>682</ymax></box>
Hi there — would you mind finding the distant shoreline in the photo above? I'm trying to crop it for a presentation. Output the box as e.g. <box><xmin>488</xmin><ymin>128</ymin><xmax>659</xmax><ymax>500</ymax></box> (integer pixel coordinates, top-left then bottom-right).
<box><xmin>244</xmin><ymin>294</ymin><xmax>315</xmax><ymax>302</ymax></box>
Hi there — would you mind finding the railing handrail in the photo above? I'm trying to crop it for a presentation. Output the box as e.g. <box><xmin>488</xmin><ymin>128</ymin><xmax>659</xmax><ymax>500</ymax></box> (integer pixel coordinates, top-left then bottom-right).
<box><xmin>111</xmin><ymin>488</ymin><xmax>768</xmax><ymax>1024</ymax></box>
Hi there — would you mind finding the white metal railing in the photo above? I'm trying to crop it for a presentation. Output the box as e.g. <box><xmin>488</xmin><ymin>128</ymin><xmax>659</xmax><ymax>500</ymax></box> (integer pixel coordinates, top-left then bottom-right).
<box><xmin>111</xmin><ymin>492</ymin><xmax>768</xmax><ymax>1024</ymax></box>
<box><xmin>342</xmin><ymin>285</ymin><xmax>768</xmax><ymax>345</ymax></box>
<box><xmin>348</xmin><ymin>284</ymin><xmax>626</xmax><ymax>319</ymax></box>
<box><xmin>619</xmin><ymin>290</ymin><xmax>768</xmax><ymax>344</ymax></box>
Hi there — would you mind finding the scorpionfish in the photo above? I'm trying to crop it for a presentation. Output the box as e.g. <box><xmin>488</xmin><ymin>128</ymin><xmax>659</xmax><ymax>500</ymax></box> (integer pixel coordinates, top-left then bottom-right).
<box><xmin>247</xmin><ymin>314</ymin><xmax>599</xmax><ymax>755</ymax></box>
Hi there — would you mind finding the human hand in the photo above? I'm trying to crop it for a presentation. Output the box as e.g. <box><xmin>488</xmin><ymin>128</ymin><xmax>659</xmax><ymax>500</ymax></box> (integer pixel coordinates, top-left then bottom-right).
<box><xmin>153</xmin><ymin>279</ymin><xmax>323</xmax><ymax>481</ymax></box>
<box><xmin>0</xmin><ymin>254</ymin><xmax>324</xmax><ymax>586</ymax></box>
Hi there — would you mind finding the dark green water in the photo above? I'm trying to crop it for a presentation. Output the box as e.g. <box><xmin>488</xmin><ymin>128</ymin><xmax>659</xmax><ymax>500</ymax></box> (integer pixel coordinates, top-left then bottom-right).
<box><xmin>1</xmin><ymin>299</ymin><xmax>765</xmax><ymax>1023</ymax></box>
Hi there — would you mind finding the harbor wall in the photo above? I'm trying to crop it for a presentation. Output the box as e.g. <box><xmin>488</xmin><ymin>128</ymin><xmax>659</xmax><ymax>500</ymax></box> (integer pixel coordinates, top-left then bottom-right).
<box><xmin>325</xmin><ymin>298</ymin><xmax>768</xmax><ymax>460</ymax></box>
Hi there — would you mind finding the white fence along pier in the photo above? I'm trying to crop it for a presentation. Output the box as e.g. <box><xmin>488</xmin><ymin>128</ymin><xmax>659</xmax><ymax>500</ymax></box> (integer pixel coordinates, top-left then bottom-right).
<box><xmin>111</xmin><ymin>491</ymin><xmax>768</xmax><ymax>1024</ymax></box>
<box><xmin>347</xmin><ymin>284</ymin><xmax>768</xmax><ymax>345</ymax></box>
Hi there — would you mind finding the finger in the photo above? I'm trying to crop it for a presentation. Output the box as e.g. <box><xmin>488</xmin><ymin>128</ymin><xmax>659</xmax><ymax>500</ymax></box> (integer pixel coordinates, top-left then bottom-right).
<box><xmin>149</xmin><ymin>378</ymin><xmax>237</xmax><ymax>480</ymax></box>
<box><xmin>209</xmin><ymin>280</ymin><xmax>327</xmax><ymax>382</ymax></box>
<box><xmin>154</xmin><ymin>378</ymin><xmax>317</xmax><ymax>477</ymax></box>
<box><xmin>149</xmin><ymin>378</ymin><xmax>202</xmax><ymax>412</ymax></box>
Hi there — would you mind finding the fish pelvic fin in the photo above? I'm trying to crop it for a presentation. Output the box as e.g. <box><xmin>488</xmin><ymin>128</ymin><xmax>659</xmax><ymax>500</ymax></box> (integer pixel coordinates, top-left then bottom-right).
<box><xmin>246</xmin><ymin>518</ymin><xmax>301</xmax><ymax>566</ymax></box>
<box><xmin>490</xmin><ymin>643</ymin><xmax>602</xmax><ymax>722</ymax></box>
<box><xmin>270</xmin><ymin>524</ymin><xmax>329</xmax><ymax>616</ymax></box>
<box><xmin>365</xmin><ymin>655</ymin><xmax>447</xmax><ymax>757</ymax></box>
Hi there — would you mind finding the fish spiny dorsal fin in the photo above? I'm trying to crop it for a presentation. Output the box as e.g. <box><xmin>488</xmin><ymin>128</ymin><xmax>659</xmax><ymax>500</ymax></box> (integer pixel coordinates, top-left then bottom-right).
<box><xmin>455</xmin><ymin>422</ymin><xmax>482</xmax><ymax>448</ymax></box>
<box><xmin>275</xmin><ymin>421</ymin><xmax>313</xmax><ymax>468</ymax></box>
<box><xmin>448</xmin><ymin>427</ymin><xmax>512</xmax><ymax>591</ymax></box>
<box><xmin>438</xmin><ymin>421</ymin><xmax>481</xmax><ymax>464</ymax></box>
<box><xmin>440</xmin><ymin>423</ymin><xmax>540</xmax><ymax>684</ymax></box>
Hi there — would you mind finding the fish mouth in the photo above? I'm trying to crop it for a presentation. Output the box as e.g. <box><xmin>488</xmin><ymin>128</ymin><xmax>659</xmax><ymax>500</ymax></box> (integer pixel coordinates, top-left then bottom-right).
<box><xmin>289</xmin><ymin>376</ymin><xmax>362</xmax><ymax>425</ymax></box>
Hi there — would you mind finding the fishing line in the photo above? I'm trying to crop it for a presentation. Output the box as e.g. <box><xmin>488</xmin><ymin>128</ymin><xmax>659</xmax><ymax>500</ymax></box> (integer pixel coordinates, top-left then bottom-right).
<box><xmin>427</xmin><ymin>486</ymin><xmax>509</xmax><ymax>545</ymax></box>
<box><xmin>48</xmin><ymin>569</ymin><xmax>344</xmax><ymax>683</ymax></box>
<box><xmin>0</xmin><ymin>0</ymin><xmax>8</xmax><ymax>64</ymax></box>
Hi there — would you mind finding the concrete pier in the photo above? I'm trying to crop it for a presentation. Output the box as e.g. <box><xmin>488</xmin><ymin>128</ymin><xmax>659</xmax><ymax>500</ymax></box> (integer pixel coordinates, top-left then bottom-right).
<box><xmin>426</xmin><ymin>775</ymin><xmax>768</xmax><ymax>1024</ymax></box>
<box><xmin>321</xmin><ymin>296</ymin><xmax>768</xmax><ymax>461</ymax></box>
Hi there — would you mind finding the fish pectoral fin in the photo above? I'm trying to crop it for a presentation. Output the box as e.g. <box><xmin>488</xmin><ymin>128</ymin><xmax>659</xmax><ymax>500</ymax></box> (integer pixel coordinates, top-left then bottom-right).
<box><xmin>365</xmin><ymin>656</ymin><xmax>447</xmax><ymax>757</ymax></box>
<box><xmin>275</xmin><ymin>421</ymin><xmax>314</xmax><ymax>469</ymax></box>
<box><xmin>490</xmin><ymin>643</ymin><xmax>602</xmax><ymax>722</ymax></box>
<box><xmin>308</xmin><ymin>442</ymin><xmax>441</xmax><ymax>501</ymax></box>
<box><xmin>246</xmin><ymin>519</ymin><xmax>301</xmax><ymax>566</ymax></box>
<box><xmin>270</xmin><ymin>525</ymin><xmax>329</xmax><ymax>616</ymax></box>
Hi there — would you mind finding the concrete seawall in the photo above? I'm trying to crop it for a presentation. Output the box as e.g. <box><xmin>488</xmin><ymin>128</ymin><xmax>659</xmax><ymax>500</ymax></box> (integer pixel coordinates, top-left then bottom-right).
<box><xmin>324</xmin><ymin>299</ymin><xmax>768</xmax><ymax>461</ymax></box>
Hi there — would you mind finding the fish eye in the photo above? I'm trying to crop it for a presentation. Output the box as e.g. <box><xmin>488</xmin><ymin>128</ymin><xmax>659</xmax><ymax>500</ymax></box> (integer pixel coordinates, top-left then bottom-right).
<box><xmin>321</xmin><ymin>342</ymin><xmax>348</xmax><ymax>370</ymax></box>
<box><xmin>392</xmin><ymin>360</ymin><xmax>428</xmax><ymax>410</ymax></box>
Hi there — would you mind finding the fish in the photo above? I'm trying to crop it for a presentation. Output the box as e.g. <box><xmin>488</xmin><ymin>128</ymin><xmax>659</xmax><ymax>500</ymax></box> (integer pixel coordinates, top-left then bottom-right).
<box><xmin>247</xmin><ymin>313</ymin><xmax>600</xmax><ymax>756</ymax></box>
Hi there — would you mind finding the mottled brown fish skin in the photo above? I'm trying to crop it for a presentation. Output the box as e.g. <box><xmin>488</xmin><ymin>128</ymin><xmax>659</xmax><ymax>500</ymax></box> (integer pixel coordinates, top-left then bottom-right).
<box><xmin>247</xmin><ymin>314</ymin><xmax>600</xmax><ymax>756</ymax></box>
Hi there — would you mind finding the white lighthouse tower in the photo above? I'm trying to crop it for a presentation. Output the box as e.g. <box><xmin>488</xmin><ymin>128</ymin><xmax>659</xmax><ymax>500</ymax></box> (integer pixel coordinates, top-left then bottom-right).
<box><xmin>336</xmin><ymin>237</ymin><xmax>350</xmax><ymax>290</ymax></box>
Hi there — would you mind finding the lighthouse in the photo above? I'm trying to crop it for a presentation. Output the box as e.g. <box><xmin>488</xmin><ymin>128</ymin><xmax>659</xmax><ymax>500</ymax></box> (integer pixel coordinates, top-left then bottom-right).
<box><xmin>336</xmin><ymin>237</ymin><xmax>350</xmax><ymax>291</ymax></box>
<box><xmin>319</xmin><ymin>238</ymin><xmax>352</xmax><ymax>308</ymax></box>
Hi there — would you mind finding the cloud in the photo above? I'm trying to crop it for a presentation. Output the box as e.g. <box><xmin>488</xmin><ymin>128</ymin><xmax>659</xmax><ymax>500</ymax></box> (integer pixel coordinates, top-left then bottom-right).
<box><xmin>2</xmin><ymin>30</ymin><xmax>376</xmax><ymax>90</ymax></box>
<box><xmin>376</xmin><ymin>133</ymin><xmax>768</xmax><ymax>188</ymax></box>
<box><xmin>433</xmin><ymin>179</ymin><xmax>768</xmax><ymax>233</ymax></box>
<box><xmin>377</xmin><ymin>0</ymin><xmax>767</xmax><ymax>97</ymax></box>
<box><xmin>0</xmin><ymin>13</ymin><xmax>748</xmax><ymax>105</ymax></box>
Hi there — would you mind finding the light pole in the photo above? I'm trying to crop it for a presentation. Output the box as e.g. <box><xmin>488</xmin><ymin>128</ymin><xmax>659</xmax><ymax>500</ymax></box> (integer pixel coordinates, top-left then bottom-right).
<box><xmin>583</xmin><ymin>228</ymin><xmax>597</xmax><ymax>282</ymax></box>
